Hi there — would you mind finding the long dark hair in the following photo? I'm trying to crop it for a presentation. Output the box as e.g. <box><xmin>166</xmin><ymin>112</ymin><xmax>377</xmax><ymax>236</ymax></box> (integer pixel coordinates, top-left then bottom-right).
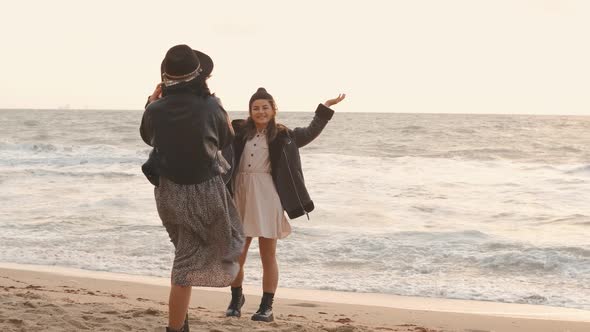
<box><xmin>161</xmin><ymin>78</ymin><xmax>212</xmax><ymax>98</ymax></box>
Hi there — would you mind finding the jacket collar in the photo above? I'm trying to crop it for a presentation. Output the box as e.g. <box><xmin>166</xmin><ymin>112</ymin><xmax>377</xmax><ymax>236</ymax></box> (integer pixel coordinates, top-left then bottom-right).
<box><xmin>233</xmin><ymin>120</ymin><xmax>290</xmax><ymax>144</ymax></box>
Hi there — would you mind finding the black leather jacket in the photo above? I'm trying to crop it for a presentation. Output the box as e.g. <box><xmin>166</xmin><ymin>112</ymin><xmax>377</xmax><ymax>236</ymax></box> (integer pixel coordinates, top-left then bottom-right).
<box><xmin>230</xmin><ymin>104</ymin><xmax>334</xmax><ymax>219</ymax></box>
<box><xmin>140</xmin><ymin>89</ymin><xmax>233</xmax><ymax>185</ymax></box>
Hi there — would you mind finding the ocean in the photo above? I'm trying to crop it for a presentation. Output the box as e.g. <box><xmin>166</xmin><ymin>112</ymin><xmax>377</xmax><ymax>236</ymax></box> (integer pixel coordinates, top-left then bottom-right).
<box><xmin>0</xmin><ymin>109</ymin><xmax>589</xmax><ymax>310</ymax></box>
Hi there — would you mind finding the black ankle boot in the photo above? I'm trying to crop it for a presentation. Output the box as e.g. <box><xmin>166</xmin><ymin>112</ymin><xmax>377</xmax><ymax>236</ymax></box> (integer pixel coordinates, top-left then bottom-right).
<box><xmin>166</xmin><ymin>328</ymin><xmax>185</xmax><ymax>332</ymax></box>
<box><xmin>166</xmin><ymin>313</ymin><xmax>189</xmax><ymax>332</ymax></box>
<box><xmin>183</xmin><ymin>313</ymin><xmax>189</xmax><ymax>332</ymax></box>
<box><xmin>251</xmin><ymin>292</ymin><xmax>274</xmax><ymax>322</ymax></box>
<box><xmin>226</xmin><ymin>286</ymin><xmax>246</xmax><ymax>317</ymax></box>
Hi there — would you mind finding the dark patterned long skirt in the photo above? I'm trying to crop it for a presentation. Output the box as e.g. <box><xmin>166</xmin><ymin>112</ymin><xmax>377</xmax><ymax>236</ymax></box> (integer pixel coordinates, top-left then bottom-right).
<box><xmin>155</xmin><ymin>176</ymin><xmax>244</xmax><ymax>287</ymax></box>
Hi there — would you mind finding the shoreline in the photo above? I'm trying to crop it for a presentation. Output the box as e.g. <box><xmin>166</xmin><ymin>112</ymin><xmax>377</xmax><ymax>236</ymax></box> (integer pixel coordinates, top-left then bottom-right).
<box><xmin>1</xmin><ymin>262</ymin><xmax>588</xmax><ymax>321</ymax></box>
<box><xmin>1</xmin><ymin>262</ymin><xmax>589</xmax><ymax>331</ymax></box>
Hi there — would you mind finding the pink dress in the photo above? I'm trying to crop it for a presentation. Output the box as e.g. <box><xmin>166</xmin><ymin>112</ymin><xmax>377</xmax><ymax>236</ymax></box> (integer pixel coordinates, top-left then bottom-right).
<box><xmin>233</xmin><ymin>132</ymin><xmax>292</xmax><ymax>239</ymax></box>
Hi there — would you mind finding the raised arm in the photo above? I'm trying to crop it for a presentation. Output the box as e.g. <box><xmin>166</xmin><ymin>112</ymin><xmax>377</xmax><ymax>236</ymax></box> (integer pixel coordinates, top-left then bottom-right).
<box><xmin>139</xmin><ymin>83</ymin><xmax>163</xmax><ymax>146</ymax></box>
<box><xmin>145</xmin><ymin>83</ymin><xmax>163</xmax><ymax>109</ymax></box>
<box><xmin>292</xmin><ymin>94</ymin><xmax>345</xmax><ymax>148</ymax></box>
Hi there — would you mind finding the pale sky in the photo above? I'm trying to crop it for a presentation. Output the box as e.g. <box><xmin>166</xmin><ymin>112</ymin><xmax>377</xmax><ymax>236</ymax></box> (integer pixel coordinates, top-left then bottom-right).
<box><xmin>2</xmin><ymin>0</ymin><xmax>590</xmax><ymax>114</ymax></box>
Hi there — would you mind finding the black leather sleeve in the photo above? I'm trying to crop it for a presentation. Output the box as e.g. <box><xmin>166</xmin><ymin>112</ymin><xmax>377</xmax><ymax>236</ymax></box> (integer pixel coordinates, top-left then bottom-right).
<box><xmin>140</xmin><ymin>107</ymin><xmax>154</xmax><ymax>147</ymax></box>
<box><xmin>216</xmin><ymin>105</ymin><xmax>235</xmax><ymax>150</ymax></box>
<box><xmin>292</xmin><ymin>103</ymin><xmax>335</xmax><ymax>148</ymax></box>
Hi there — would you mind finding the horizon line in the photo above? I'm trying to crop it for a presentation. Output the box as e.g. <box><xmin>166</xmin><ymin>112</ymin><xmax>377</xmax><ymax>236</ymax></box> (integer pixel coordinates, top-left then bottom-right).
<box><xmin>1</xmin><ymin>108</ymin><xmax>589</xmax><ymax>117</ymax></box>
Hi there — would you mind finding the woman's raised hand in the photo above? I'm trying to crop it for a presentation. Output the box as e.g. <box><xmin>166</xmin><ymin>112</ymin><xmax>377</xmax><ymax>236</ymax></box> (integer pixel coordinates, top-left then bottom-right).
<box><xmin>148</xmin><ymin>83</ymin><xmax>163</xmax><ymax>104</ymax></box>
<box><xmin>324</xmin><ymin>94</ymin><xmax>346</xmax><ymax>108</ymax></box>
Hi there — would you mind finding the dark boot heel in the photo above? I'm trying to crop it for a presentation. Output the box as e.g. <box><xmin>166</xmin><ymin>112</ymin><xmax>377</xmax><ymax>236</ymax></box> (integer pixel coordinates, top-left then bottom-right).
<box><xmin>166</xmin><ymin>313</ymin><xmax>189</xmax><ymax>332</ymax></box>
<box><xmin>183</xmin><ymin>313</ymin><xmax>189</xmax><ymax>332</ymax></box>
<box><xmin>251</xmin><ymin>292</ymin><xmax>274</xmax><ymax>322</ymax></box>
<box><xmin>226</xmin><ymin>287</ymin><xmax>246</xmax><ymax>317</ymax></box>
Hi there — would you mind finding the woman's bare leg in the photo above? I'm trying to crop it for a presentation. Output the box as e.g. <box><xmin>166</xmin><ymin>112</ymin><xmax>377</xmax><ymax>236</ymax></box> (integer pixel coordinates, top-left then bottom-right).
<box><xmin>231</xmin><ymin>237</ymin><xmax>253</xmax><ymax>287</ymax></box>
<box><xmin>168</xmin><ymin>284</ymin><xmax>191</xmax><ymax>329</ymax></box>
<box><xmin>258</xmin><ymin>237</ymin><xmax>278</xmax><ymax>292</ymax></box>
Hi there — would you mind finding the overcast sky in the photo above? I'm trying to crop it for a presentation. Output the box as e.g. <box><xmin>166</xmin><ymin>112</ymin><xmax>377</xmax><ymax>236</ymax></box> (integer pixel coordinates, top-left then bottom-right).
<box><xmin>2</xmin><ymin>0</ymin><xmax>589</xmax><ymax>114</ymax></box>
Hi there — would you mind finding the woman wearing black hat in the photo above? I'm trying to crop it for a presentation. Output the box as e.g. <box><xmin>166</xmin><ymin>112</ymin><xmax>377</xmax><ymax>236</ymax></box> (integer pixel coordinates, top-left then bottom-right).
<box><xmin>225</xmin><ymin>88</ymin><xmax>345</xmax><ymax>322</ymax></box>
<box><xmin>140</xmin><ymin>44</ymin><xmax>244</xmax><ymax>332</ymax></box>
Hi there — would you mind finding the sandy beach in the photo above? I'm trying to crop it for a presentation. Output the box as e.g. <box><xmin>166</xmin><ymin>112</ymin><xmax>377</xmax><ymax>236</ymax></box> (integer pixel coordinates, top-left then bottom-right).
<box><xmin>0</xmin><ymin>263</ymin><xmax>588</xmax><ymax>332</ymax></box>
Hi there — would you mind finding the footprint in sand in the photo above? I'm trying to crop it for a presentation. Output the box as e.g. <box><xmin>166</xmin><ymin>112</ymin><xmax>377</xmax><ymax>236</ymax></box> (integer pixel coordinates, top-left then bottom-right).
<box><xmin>413</xmin><ymin>327</ymin><xmax>440</xmax><ymax>332</ymax></box>
<box><xmin>324</xmin><ymin>326</ymin><xmax>359</xmax><ymax>332</ymax></box>
<box><xmin>288</xmin><ymin>302</ymin><xmax>319</xmax><ymax>308</ymax></box>
<box><xmin>41</xmin><ymin>303</ymin><xmax>67</xmax><ymax>314</ymax></box>
<box><xmin>23</xmin><ymin>301</ymin><xmax>37</xmax><ymax>308</ymax></box>
<box><xmin>131</xmin><ymin>308</ymin><xmax>161</xmax><ymax>317</ymax></box>
<box><xmin>82</xmin><ymin>314</ymin><xmax>110</xmax><ymax>323</ymax></box>
<box><xmin>100</xmin><ymin>310</ymin><xmax>119</xmax><ymax>315</ymax></box>
<box><xmin>399</xmin><ymin>324</ymin><xmax>416</xmax><ymax>326</ymax></box>
<box><xmin>114</xmin><ymin>322</ymin><xmax>133</xmax><ymax>330</ymax></box>
<box><xmin>221</xmin><ymin>319</ymin><xmax>241</xmax><ymax>326</ymax></box>
<box><xmin>16</xmin><ymin>291</ymin><xmax>42</xmax><ymax>299</ymax></box>
<box><xmin>8</xmin><ymin>318</ymin><xmax>24</xmax><ymax>325</ymax></box>
<box><xmin>65</xmin><ymin>318</ymin><xmax>89</xmax><ymax>330</ymax></box>
<box><xmin>25</xmin><ymin>285</ymin><xmax>42</xmax><ymax>290</ymax></box>
<box><xmin>288</xmin><ymin>314</ymin><xmax>306</xmax><ymax>318</ymax></box>
<box><xmin>61</xmin><ymin>297</ymin><xmax>78</xmax><ymax>304</ymax></box>
<box><xmin>110</xmin><ymin>293</ymin><xmax>127</xmax><ymax>299</ymax></box>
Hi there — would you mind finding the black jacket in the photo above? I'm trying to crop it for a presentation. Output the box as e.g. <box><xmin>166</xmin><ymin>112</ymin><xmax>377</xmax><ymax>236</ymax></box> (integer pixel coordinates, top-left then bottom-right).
<box><xmin>140</xmin><ymin>89</ymin><xmax>233</xmax><ymax>185</ymax></box>
<box><xmin>230</xmin><ymin>104</ymin><xmax>334</xmax><ymax>219</ymax></box>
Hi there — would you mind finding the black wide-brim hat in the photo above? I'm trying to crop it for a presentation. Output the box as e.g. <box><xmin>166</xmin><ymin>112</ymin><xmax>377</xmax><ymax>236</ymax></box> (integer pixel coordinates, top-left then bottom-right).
<box><xmin>160</xmin><ymin>44</ymin><xmax>214</xmax><ymax>85</ymax></box>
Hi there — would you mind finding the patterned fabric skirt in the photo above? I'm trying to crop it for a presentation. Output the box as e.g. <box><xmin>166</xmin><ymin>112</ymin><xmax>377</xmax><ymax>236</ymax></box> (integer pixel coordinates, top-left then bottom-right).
<box><xmin>155</xmin><ymin>176</ymin><xmax>244</xmax><ymax>287</ymax></box>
